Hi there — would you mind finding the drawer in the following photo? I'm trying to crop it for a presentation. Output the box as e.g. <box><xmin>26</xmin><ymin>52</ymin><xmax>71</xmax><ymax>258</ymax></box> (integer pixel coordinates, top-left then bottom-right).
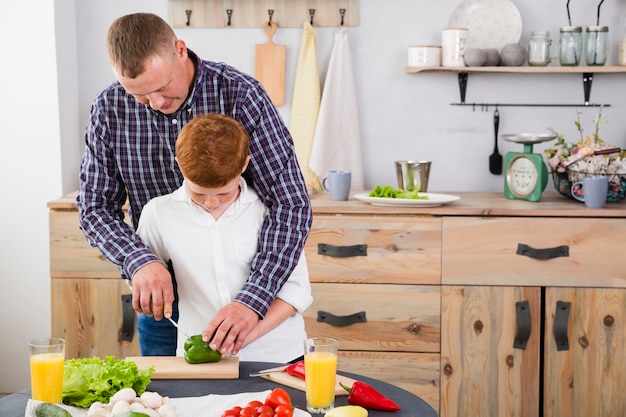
<box><xmin>306</xmin><ymin>216</ymin><xmax>441</xmax><ymax>285</ymax></box>
<box><xmin>304</xmin><ymin>283</ymin><xmax>440</xmax><ymax>353</ymax></box>
<box><xmin>50</xmin><ymin>211</ymin><xmax>123</xmax><ymax>278</ymax></box>
<box><xmin>338</xmin><ymin>351</ymin><xmax>440</xmax><ymax>413</ymax></box>
<box><xmin>442</xmin><ymin>217</ymin><xmax>626</xmax><ymax>287</ymax></box>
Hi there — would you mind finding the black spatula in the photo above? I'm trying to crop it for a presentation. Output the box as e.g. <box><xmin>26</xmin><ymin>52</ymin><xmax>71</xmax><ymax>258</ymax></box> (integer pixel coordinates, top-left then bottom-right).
<box><xmin>489</xmin><ymin>109</ymin><xmax>502</xmax><ymax>175</ymax></box>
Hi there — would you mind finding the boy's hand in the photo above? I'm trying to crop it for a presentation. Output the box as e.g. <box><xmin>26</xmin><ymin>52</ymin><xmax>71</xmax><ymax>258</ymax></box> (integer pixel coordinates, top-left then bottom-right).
<box><xmin>203</xmin><ymin>302</ymin><xmax>259</xmax><ymax>356</ymax></box>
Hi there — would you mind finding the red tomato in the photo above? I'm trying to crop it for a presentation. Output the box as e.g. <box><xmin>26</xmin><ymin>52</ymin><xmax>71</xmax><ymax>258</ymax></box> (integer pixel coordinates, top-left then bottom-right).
<box><xmin>274</xmin><ymin>404</ymin><xmax>293</xmax><ymax>417</ymax></box>
<box><xmin>240</xmin><ymin>406</ymin><xmax>257</xmax><ymax>417</ymax></box>
<box><xmin>221</xmin><ymin>410</ymin><xmax>240</xmax><ymax>417</ymax></box>
<box><xmin>256</xmin><ymin>405</ymin><xmax>275</xmax><ymax>416</ymax></box>
<box><xmin>264</xmin><ymin>388</ymin><xmax>292</xmax><ymax>409</ymax></box>
<box><xmin>247</xmin><ymin>401</ymin><xmax>264</xmax><ymax>409</ymax></box>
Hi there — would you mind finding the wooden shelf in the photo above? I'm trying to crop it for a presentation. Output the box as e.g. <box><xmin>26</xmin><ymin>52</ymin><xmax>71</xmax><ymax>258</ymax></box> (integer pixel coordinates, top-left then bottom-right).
<box><xmin>405</xmin><ymin>65</ymin><xmax>626</xmax><ymax>74</ymax></box>
<box><xmin>406</xmin><ymin>66</ymin><xmax>626</xmax><ymax>107</ymax></box>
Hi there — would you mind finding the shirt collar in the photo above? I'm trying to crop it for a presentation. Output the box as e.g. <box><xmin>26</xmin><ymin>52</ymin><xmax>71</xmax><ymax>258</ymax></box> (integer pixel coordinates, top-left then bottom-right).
<box><xmin>173</xmin><ymin>176</ymin><xmax>255</xmax><ymax>210</ymax></box>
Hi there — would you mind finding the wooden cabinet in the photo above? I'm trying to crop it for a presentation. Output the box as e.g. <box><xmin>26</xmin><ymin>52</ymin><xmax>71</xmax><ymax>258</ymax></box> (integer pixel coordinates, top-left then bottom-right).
<box><xmin>441</xmin><ymin>217</ymin><xmax>626</xmax><ymax>417</ymax></box>
<box><xmin>302</xmin><ymin>215</ymin><xmax>442</xmax><ymax>410</ymax></box>
<box><xmin>49</xmin><ymin>191</ymin><xmax>626</xmax><ymax>416</ymax></box>
<box><xmin>48</xmin><ymin>197</ymin><xmax>140</xmax><ymax>359</ymax></box>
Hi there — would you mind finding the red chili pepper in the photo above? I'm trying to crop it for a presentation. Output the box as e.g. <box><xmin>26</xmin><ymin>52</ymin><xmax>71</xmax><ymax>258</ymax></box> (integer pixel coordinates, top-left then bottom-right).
<box><xmin>284</xmin><ymin>360</ymin><xmax>305</xmax><ymax>379</ymax></box>
<box><xmin>340</xmin><ymin>381</ymin><xmax>402</xmax><ymax>411</ymax></box>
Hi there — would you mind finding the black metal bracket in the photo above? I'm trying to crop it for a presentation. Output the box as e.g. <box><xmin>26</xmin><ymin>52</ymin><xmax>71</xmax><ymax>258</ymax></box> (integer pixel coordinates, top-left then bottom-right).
<box><xmin>454</xmin><ymin>71</ymin><xmax>609</xmax><ymax>108</ymax></box>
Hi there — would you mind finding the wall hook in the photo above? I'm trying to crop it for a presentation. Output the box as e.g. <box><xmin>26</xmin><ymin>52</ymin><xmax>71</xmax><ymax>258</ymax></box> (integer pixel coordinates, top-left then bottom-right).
<box><xmin>309</xmin><ymin>9</ymin><xmax>315</xmax><ymax>25</ymax></box>
<box><xmin>268</xmin><ymin>9</ymin><xmax>274</xmax><ymax>27</ymax></box>
<box><xmin>185</xmin><ymin>10</ymin><xmax>192</xmax><ymax>27</ymax></box>
<box><xmin>339</xmin><ymin>8</ymin><xmax>346</xmax><ymax>26</ymax></box>
<box><xmin>226</xmin><ymin>9</ymin><xmax>233</xmax><ymax>26</ymax></box>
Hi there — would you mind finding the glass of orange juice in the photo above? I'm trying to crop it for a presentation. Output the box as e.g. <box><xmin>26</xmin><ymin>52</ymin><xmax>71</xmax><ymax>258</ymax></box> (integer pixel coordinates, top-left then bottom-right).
<box><xmin>304</xmin><ymin>337</ymin><xmax>338</xmax><ymax>414</ymax></box>
<box><xmin>29</xmin><ymin>338</ymin><xmax>65</xmax><ymax>403</ymax></box>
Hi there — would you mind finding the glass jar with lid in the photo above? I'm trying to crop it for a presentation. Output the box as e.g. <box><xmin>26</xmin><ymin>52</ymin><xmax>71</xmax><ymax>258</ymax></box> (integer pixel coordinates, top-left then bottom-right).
<box><xmin>585</xmin><ymin>25</ymin><xmax>609</xmax><ymax>66</ymax></box>
<box><xmin>559</xmin><ymin>26</ymin><xmax>582</xmax><ymax>66</ymax></box>
<box><xmin>527</xmin><ymin>31</ymin><xmax>552</xmax><ymax>66</ymax></box>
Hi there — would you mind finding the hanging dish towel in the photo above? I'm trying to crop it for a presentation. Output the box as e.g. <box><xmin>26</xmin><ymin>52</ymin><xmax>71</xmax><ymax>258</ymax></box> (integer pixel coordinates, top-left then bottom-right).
<box><xmin>290</xmin><ymin>20</ymin><xmax>321</xmax><ymax>193</ymax></box>
<box><xmin>309</xmin><ymin>26</ymin><xmax>364</xmax><ymax>190</ymax></box>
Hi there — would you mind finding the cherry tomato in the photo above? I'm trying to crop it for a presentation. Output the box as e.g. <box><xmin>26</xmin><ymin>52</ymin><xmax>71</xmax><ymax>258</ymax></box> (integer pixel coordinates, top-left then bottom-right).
<box><xmin>256</xmin><ymin>405</ymin><xmax>275</xmax><ymax>416</ymax></box>
<box><xmin>274</xmin><ymin>404</ymin><xmax>293</xmax><ymax>417</ymax></box>
<box><xmin>247</xmin><ymin>401</ymin><xmax>264</xmax><ymax>409</ymax></box>
<box><xmin>240</xmin><ymin>406</ymin><xmax>257</xmax><ymax>417</ymax></box>
<box><xmin>221</xmin><ymin>410</ymin><xmax>240</xmax><ymax>417</ymax></box>
<box><xmin>264</xmin><ymin>388</ymin><xmax>292</xmax><ymax>409</ymax></box>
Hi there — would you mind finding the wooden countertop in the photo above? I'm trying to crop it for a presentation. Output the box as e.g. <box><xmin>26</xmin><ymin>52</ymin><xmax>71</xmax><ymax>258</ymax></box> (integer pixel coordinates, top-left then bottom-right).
<box><xmin>48</xmin><ymin>191</ymin><xmax>626</xmax><ymax>218</ymax></box>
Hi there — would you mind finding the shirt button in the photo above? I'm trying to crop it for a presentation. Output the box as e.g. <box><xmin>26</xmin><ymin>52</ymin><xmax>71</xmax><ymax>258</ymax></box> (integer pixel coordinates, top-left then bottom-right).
<box><xmin>172</xmin><ymin>119</ymin><xmax>178</xmax><ymax>125</ymax></box>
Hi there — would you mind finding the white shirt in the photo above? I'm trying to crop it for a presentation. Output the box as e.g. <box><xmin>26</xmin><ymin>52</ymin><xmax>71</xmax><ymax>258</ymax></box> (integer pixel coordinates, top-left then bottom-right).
<box><xmin>137</xmin><ymin>177</ymin><xmax>313</xmax><ymax>362</ymax></box>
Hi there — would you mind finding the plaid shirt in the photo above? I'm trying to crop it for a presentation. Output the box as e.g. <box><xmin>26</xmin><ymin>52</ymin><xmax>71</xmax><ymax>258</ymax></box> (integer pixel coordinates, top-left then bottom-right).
<box><xmin>77</xmin><ymin>50</ymin><xmax>312</xmax><ymax>317</ymax></box>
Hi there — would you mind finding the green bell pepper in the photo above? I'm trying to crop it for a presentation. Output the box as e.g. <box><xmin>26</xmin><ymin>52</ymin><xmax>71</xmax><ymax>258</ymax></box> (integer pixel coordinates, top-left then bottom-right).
<box><xmin>183</xmin><ymin>334</ymin><xmax>222</xmax><ymax>364</ymax></box>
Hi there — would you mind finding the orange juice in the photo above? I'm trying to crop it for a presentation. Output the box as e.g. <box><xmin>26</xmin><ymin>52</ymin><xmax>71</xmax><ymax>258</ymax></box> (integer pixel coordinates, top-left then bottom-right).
<box><xmin>304</xmin><ymin>351</ymin><xmax>337</xmax><ymax>409</ymax></box>
<box><xmin>30</xmin><ymin>352</ymin><xmax>65</xmax><ymax>403</ymax></box>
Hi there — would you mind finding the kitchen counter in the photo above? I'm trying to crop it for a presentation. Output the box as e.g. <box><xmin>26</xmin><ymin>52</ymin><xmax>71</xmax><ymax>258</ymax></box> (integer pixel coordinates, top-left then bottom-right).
<box><xmin>310</xmin><ymin>191</ymin><xmax>626</xmax><ymax>217</ymax></box>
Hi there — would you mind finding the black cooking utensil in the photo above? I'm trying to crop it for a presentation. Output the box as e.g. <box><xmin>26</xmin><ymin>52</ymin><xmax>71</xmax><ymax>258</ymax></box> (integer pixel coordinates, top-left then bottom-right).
<box><xmin>489</xmin><ymin>108</ymin><xmax>502</xmax><ymax>175</ymax></box>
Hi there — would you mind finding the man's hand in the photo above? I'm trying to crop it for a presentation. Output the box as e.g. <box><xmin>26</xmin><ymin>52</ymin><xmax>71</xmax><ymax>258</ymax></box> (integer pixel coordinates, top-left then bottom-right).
<box><xmin>130</xmin><ymin>262</ymin><xmax>175</xmax><ymax>320</ymax></box>
<box><xmin>202</xmin><ymin>302</ymin><xmax>259</xmax><ymax>356</ymax></box>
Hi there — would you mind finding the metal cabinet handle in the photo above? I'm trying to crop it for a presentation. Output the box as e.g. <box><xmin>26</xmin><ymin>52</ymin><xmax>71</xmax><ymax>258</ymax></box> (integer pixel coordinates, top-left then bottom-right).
<box><xmin>121</xmin><ymin>294</ymin><xmax>135</xmax><ymax>342</ymax></box>
<box><xmin>317</xmin><ymin>310</ymin><xmax>367</xmax><ymax>327</ymax></box>
<box><xmin>513</xmin><ymin>301</ymin><xmax>531</xmax><ymax>350</ymax></box>
<box><xmin>516</xmin><ymin>243</ymin><xmax>569</xmax><ymax>260</ymax></box>
<box><xmin>318</xmin><ymin>243</ymin><xmax>367</xmax><ymax>258</ymax></box>
<box><xmin>554</xmin><ymin>301</ymin><xmax>571</xmax><ymax>351</ymax></box>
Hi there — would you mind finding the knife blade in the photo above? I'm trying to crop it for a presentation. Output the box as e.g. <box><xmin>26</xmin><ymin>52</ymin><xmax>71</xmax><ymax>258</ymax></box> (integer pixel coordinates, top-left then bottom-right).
<box><xmin>124</xmin><ymin>279</ymin><xmax>193</xmax><ymax>338</ymax></box>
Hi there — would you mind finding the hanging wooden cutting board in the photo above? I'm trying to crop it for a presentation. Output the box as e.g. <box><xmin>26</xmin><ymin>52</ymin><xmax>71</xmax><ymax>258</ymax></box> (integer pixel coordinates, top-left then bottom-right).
<box><xmin>255</xmin><ymin>22</ymin><xmax>286</xmax><ymax>106</ymax></box>
<box><xmin>126</xmin><ymin>356</ymin><xmax>239</xmax><ymax>379</ymax></box>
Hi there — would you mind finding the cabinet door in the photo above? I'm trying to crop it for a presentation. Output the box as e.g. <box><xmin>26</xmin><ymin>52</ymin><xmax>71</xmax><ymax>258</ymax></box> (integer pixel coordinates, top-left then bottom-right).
<box><xmin>52</xmin><ymin>278</ymin><xmax>141</xmax><ymax>358</ymax></box>
<box><xmin>441</xmin><ymin>286</ymin><xmax>541</xmax><ymax>417</ymax></box>
<box><xmin>544</xmin><ymin>287</ymin><xmax>626</xmax><ymax>417</ymax></box>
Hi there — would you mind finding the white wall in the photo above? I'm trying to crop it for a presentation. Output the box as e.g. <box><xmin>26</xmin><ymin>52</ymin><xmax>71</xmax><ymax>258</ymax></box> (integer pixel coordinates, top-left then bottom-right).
<box><xmin>0</xmin><ymin>1</ymin><xmax>63</xmax><ymax>392</ymax></box>
<box><xmin>2</xmin><ymin>0</ymin><xmax>626</xmax><ymax>393</ymax></box>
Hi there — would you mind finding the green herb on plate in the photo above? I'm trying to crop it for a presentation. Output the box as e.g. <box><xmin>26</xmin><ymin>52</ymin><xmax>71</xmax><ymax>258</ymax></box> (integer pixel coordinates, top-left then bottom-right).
<box><xmin>368</xmin><ymin>185</ymin><xmax>428</xmax><ymax>200</ymax></box>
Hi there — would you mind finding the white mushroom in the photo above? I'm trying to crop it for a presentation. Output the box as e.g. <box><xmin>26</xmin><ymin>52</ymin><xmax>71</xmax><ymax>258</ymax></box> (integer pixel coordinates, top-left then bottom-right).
<box><xmin>143</xmin><ymin>409</ymin><xmax>159</xmax><ymax>417</ymax></box>
<box><xmin>140</xmin><ymin>391</ymin><xmax>164</xmax><ymax>409</ymax></box>
<box><xmin>110</xmin><ymin>387</ymin><xmax>137</xmax><ymax>404</ymax></box>
<box><xmin>87</xmin><ymin>402</ymin><xmax>109</xmax><ymax>417</ymax></box>
<box><xmin>110</xmin><ymin>400</ymin><xmax>131</xmax><ymax>416</ymax></box>
<box><xmin>157</xmin><ymin>403</ymin><xmax>179</xmax><ymax>417</ymax></box>
<box><xmin>130</xmin><ymin>402</ymin><xmax>149</xmax><ymax>413</ymax></box>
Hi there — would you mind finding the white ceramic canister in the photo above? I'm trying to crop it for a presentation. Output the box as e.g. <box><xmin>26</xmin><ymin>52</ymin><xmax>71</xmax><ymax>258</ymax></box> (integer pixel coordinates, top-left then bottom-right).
<box><xmin>408</xmin><ymin>45</ymin><xmax>442</xmax><ymax>67</ymax></box>
<box><xmin>441</xmin><ymin>27</ymin><xmax>469</xmax><ymax>67</ymax></box>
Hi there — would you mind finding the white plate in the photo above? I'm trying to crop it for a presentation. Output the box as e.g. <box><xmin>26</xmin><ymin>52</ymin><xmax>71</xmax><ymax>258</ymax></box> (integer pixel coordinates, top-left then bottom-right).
<box><xmin>354</xmin><ymin>193</ymin><xmax>461</xmax><ymax>207</ymax></box>
<box><xmin>449</xmin><ymin>0</ymin><xmax>523</xmax><ymax>50</ymax></box>
<box><xmin>501</xmin><ymin>133</ymin><xmax>557</xmax><ymax>144</ymax></box>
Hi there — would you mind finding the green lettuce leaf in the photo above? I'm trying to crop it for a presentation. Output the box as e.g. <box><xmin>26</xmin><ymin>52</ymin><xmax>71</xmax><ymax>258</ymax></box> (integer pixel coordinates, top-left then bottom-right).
<box><xmin>62</xmin><ymin>356</ymin><xmax>154</xmax><ymax>408</ymax></box>
<box><xmin>369</xmin><ymin>185</ymin><xmax>428</xmax><ymax>200</ymax></box>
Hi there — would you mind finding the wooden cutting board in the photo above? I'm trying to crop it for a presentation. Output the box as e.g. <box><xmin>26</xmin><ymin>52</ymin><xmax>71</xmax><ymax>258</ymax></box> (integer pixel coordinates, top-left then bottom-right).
<box><xmin>258</xmin><ymin>365</ymin><xmax>356</xmax><ymax>396</ymax></box>
<box><xmin>126</xmin><ymin>356</ymin><xmax>239</xmax><ymax>379</ymax></box>
<box><xmin>255</xmin><ymin>22</ymin><xmax>286</xmax><ymax>106</ymax></box>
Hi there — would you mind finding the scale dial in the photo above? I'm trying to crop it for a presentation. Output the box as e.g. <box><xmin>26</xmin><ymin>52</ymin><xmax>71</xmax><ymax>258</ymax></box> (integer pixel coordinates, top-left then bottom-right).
<box><xmin>506</xmin><ymin>155</ymin><xmax>539</xmax><ymax>198</ymax></box>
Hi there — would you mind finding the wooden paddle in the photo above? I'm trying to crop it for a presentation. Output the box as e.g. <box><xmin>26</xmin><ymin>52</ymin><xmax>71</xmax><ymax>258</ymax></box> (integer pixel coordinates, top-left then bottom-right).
<box><xmin>255</xmin><ymin>22</ymin><xmax>286</xmax><ymax>106</ymax></box>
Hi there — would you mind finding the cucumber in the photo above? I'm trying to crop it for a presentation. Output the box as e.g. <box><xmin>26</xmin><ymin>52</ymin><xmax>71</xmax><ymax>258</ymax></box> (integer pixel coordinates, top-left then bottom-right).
<box><xmin>114</xmin><ymin>412</ymin><xmax>150</xmax><ymax>417</ymax></box>
<box><xmin>34</xmin><ymin>403</ymin><xmax>71</xmax><ymax>417</ymax></box>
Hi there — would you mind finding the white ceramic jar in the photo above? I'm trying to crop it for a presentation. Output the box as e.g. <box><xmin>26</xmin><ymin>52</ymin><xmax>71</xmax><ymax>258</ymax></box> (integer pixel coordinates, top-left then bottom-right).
<box><xmin>407</xmin><ymin>45</ymin><xmax>442</xmax><ymax>67</ymax></box>
<box><xmin>441</xmin><ymin>28</ymin><xmax>469</xmax><ymax>67</ymax></box>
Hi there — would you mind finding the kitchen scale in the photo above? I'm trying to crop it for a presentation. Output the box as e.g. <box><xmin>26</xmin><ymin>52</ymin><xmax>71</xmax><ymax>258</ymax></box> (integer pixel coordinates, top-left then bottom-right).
<box><xmin>502</xmin><ymin>133</ymin><xmax>557</xmax><ymax>202</ymax></box>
